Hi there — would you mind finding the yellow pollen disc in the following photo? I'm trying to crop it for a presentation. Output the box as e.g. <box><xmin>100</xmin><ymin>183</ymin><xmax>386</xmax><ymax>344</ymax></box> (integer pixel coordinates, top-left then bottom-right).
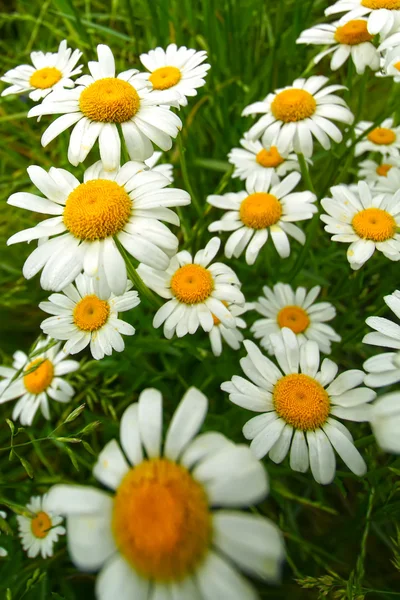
<box><xmin>170</xmin><ymin>264</ymin><xmax>214</xmax><ymax>305</ymax></box>
<box><xmin>376</xmin><ymin>163</ymin><xmax>392</xmax><ymax>176</ymax></box>
<box><xmin>274</xmin><ymin>373</ymin><xmax>330</xmax><ymax>431</ymax></box>
<box><xmin>256</xmin><ymin>146</ymin><xmax>285</xmax><ymax>168</ymax></box>
<box><xmin>334</xmin><ymin>20</ymin><xmax>373</xmax><ymax>45</ymax></box>
<box><xmin>23</xmin><ymin>359</ymin><xmax>54</xmax><ymax>395</ymax></box>
<box><xmin>352</xmin><ymin>207</ymin><xmax>396</xmax><ymax>241</ymax></box>
<box><xmin>29</xmin><ymin>67</ymin><xmax>62</xmax><ymax>89</ymax></box>
<box><xmin>63</xmin><ymin>179</ymin><xmax>131</xmax><ymax>241</ymax></box>
<box><xmin>112</xmin><ymin>459</ymin><xmax>211</xmax><ymax>582</ymax></box>
<box><xmin>361</xmin><ymin>0</ymin><xmax>400</xmax><ymax>8</ymax></box>
<box><xmin>277</xmin><ymin>305</ymin><xmax>310</xmax><ymax>334</ymax></box>
<box><xmin>79</xmin><ymin>78</ymin><xmax>140</xmax><ymax>123</ymax></box>
<box><xmin>394</xmin><ymin>61</ymin><xmax>400</xmax><ymax>71</ymax></box>
<box><xmin>367</xmin><ymin>127</ymin><xmax>396</xmax><ymax>145</ymax></box>
<box><xmin>73</xmin><ymin>295</ymin><xmax>110</xmax><ymax>332</ymax></box>
<box><xmin>149</xmin><ymin>66</ymin><xmax>182</xmax><ymax>90</ymax></box>
<box><xmin>31</xmin><ymin>511</ymin><xmax>52</xmax><ymax>539</ymax></box>
<box><xmin>239</xmin><ymin>192</ymin><xmax>282</xmax><ymax>229</ymax></box>
<box><xmin>271</xmin><ymin>88</ymin><xmax>317</xmax><ymax>123</ymax></box>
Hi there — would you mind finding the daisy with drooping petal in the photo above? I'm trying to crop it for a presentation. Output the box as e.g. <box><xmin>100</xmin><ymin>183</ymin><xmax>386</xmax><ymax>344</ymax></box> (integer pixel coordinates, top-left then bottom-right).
<box><xmin>39</xmin><ymin>274</ymin><xmax>140</xmax><ymax>361</ymax></box>
<box><xmin>325</xmin><ymin>0</ymin><xmax>400</xmax><ymax>37</ymax></box>
<box><xmin>354</xmin><ymin>118</ymin><xmax>400</xmax><ymax>157</ymax></box>
<box><xmin>7</xmin><ymin>161</ymin><xmax>190</xmax><ymax>295</ymax></box>
<box><xmin>251</xmin><ymin>283</ymin><xmax>341</xmax><ymax>355</ymax></box>
<box><xmin>321</xmin><ymin>181</ymin><xmax>400</xmax><ymax>270</ymax></box>
<box><xmin>1</xmin><ymin>40</ymin><xmax>82</xmax><ymax>101</ymax></box>
<box><xmin>145</xmin><ymin>151</ymin><xmax>174</xmax><ymax>182</ymax></box>
<box><xmin>138</xmin><ymin>238</ymin><xmax>245</xmax><ymax>339</ymax></box>
<box><xmin>242</xmin><ymin>76</ymin><xmax>353</xmax><ymax>158</ymax></box>
<box><xmin>357</xmin><ymin>157</ymin><xmax>400</xmax><ymax>184</ymax></box>
<box><xmin>28</xmin><ymin>44</ymin><xmax>182</xmax><ymax>169</ymax></box>
<box><xmin>0</xmin><ymin>339</ymin><xmax>79</xmax><ymax>426</ymax></box>
<box><xmin>17</xmin><ymin>495</ymin><xmax>65</xmax><ymax>559</ymax></box>
<box><xmin>46</xmin><ymin>387</ymin><xmax>285</xmax><ymax>600</ymax></box>
<box><xmin>207</xmin><ymin>172</ymin><xmax>317</xmax><ymax>263</ymax></box>
<box><xmin>140</xmin><ymin>43</ymin><xmax>210</xmax><ymax>107</ymax></box>
<box><xmin>209</xmin><ymin>303</ymin><xmax>247</xmax><ymax>357</ymax></box>
<box><xmin>222</xmin><ymin>328</ymin><xmax>375</xmax><ymax>485</ymax></box>
<box><xmin>369</xmin><ymin>392</ymin><xmax>400</xmax><ymax>453</ymax></box>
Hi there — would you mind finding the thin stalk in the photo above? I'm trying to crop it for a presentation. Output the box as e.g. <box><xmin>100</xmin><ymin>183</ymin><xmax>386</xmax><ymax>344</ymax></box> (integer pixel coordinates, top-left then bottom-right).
<box><xmin>297</xmin><ymin>153</ymin><xmax>316</xmax><ymax>195</ymax></box>
<box><xmin>178</xmin><ymin>135</ymin><xmax>202</xmax><ymax>218</ymax></box>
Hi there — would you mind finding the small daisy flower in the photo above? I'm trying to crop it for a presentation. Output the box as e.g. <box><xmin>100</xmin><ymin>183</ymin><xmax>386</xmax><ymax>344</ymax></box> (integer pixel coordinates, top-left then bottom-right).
<box><xmin>325</xmin><ymin>0</ymin><xmax>400</xmax><ymax>37</ymax></box>
<box><xmin>145</xmin><ymin>150</ymin><xmax>174</xmax><ymax>182</ymax></box>
<box><xmin>369</xmin><ymin>392</ymin><xmax>400</xmax><ymax>453</ymax></box>
<box><xmin>362</xmin><ymin>290</ymin><xmax>400</xmax><ymax>387</ymax></box>
<box><xmin>251</xmin><ymin>283</ymin><xmax>341</xmax><ymax>355</ymax></box>
<box><xmin>371</xmin><ymin>164</ymin><xmax>400</xmax><ymax>193</ymax></box>
<box><xmin>242</xmin><ymin>75</ymin><xmax>353</xmax><ymax>158</ymax></box>
<box><xmin>137</xmin><ymin>238</ymin><xmax>245</xmax><ymax>339</ymax></box>
<box><xmin>209</xmin><ymin>303</ymin><xmax>247</xmax><ymax>357</ymax></box>
<box><xmin>0</xmin><ymin>339</ymin><xmax>79</xmax><ymax>426</ymax></box>
<box><xmin>297</xmin><ymin>20</ymin><xmax>380</xmax><ymax>74</ymax></box>
<box><xmin>321</xmin><ymin>181</ymin><xmax>400</xmax><ymax>270</ymax></box>
<box><xmin>7</xmin><ymin>161</ymin><xmax>189</xmax><ymax>295</ymax></box>
<box><xmin>222</xmin><ymin>329</ymin><xmax>375</xmax><ymax>484</ymax></box>
<box><xmin>228</xmin><ymin>136</ymin><xmax>301</xmax><ymax>187</ymax></box>
<box><xmin>0</xmin><ymin>512</ymin><xmax>8</xmax><ymax>557</ymax></box>
<box><xmin>207</xmin><ymin>172</ymin><xmax>317</xmax><ymax>263</ymax></box>
<box><xmin>354</xmin><ymin>118</ymin><xmax>400</xmax><ymax>157</ymax></box>
<box><xmin>357</xmin><ymin>157</ymin><xmax>400</xmax><ymax>183</ymax></box>
<box><xmin>46</xmin><ymin>387</ymin><xmax>285</xmax><ymax>598</ymax></box>
<box><xmin>140</xmin><ymin>43</ymin><xmax>210</xmax><ymax>107</ymax></box>
<box><xmin>28</xmin><ymin>44</ymin><xmax>182</xmax><ymax>169</ymax></box>
<box><xmin>39</xmin><ymin>274</ymin><xmax>140</xmax><ymax>361</ymax></box>
<box><xmin>380</xmin><ymin>45</ymin><xmax>400</xmax><ymax>80</ymax></box>
<box><xmin>17</xmin><ymin>495</ymin><xmax>65</xmax><ymax>559</ymax></box>
<box><xmin>1</xmin><ymin>40</ymin><xmax>82</xmax><ymax>102</ymax></box>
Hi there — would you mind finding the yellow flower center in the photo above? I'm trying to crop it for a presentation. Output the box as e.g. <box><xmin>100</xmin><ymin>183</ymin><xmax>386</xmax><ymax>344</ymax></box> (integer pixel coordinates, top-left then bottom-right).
<box><xmin>112</xmin><ymin>459</ymin><xmax>211</xmax><ymax>582</ymax></box>
<box><xmin>361</xmin><ymin>0</ymin><xmax>400</xmax><ymax>8</ymax></box>
<box><xmin>277</xmin><ymin>305</ymin><xmax>310</xmax><ymax>334</ymax></box>
<box><xmin>170</xmin><ymin>264</ymin><xmax>214</xmax><ymax>305</ymax></box>
<box><xmin>29</xmin><ymin>67</ymin><xmax>62</xmax><ymax>89</ymax></box>
<box><xmin>394</xmin><ymin>61</ymin><xmax>400</xmax><ymax>71</ymax></box>
<box><xmin>376</xmin><ymin>163</ymin><xmax>392</xmax><ymax>176</ymax></box>
<box><xmin>271</xmin><ymin>88</ymin><xmax>317</xmax><ymax>123</ymax></box>
<box><xmin>149</xmin><ymin>66</ymin><xmax>182</xmax><ymax>90</ymax></box>
<box><xmin>23</xmin><ymin>359</ymin><xmax>54</xmax><ymax>395</ymax></box>
<box><xmin>31</xmin><ymin>511</ymin><xmax>52</xmax><ymax>539</ymax></box>
<box><xmin>334</xmin><ymin>20</ymin><xmax>373</xmax><ymax>45</ymax></box>
<box><xmin>239</xmin><ymin>192</ymin><xmax>282</xmax><ymax>229</ymax></box>
<box><xmin>63</xmin><ymin>179</ymin><xmax>132</xmax><ymax>241</ymax></box>
<box><xmin>352</xmin><ymin>207</ymin><xmax>396</xmax><ymax>241</ymax></box>
<box><xmin>73</xmin><ymin>295</ymin><xmax>110</xmax><ymax>332</ymax></box>
<box><xmin>79</xmin><ymin>78</ymin><xmax>140</xmax><ymax>123</ymax></box>
<box><xmin>367</xmin><ymin>127</ymin><xmax>396</xmax><ymax>145</ymax></box>
<box><xmin>256</xmin><ymin>146</ymin><xmax>285</xmax><ymax>168</ymax></box>
<box><xmin>274</xmin><ymin>373</ymin><xmax>330</xmax><ymax>431</ymax></box>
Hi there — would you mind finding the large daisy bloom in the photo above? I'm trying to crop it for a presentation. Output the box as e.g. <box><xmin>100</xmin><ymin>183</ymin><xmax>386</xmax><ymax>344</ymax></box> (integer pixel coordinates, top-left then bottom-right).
<box><xmin>138</xmin><ymin>238</ymin><xmax>245</xmax><ymax>338</ymax></box>
<box><xmin>7</xmin><ymin>161</ymin><xmax>190</xmax><ymax>295</ymax></box>
<box><xmin>362</xmin><ymin>290</ymin><xmax>400</xmax><ymax>387</ymax></box>
<box><xmin>325</xmin><ymin>0</ymin><xmax>400</xmax><ymax>37</ymax></box>
<box><xmin>354</xmin><ymin>118</ymin><xmax>400</xmax><ymax>157</ymax></box>
<box><xmin>28</xmin><ymin>44</ymin><xmax>182</xmax><ymax>169</ymax></box>
<box><xmin>321</xmin><ymin>181</ymin><xmax>400</xmax><ymax>269</ymax></box>
<box><xmin>39</xmin><ymin>274</ymin><xmax>140</xmax><ymax>361</ymax></box>
<box><xmin>209</xmin><ymin>303</ymin><xmax>247</xmax><ymax>357</ymax></box>
<box><xmin>140</xmin><ymin>43</ymin><xmax>210</xmax><ymax>107</ymax></box>
<box><xmin>357</xmin><ymin>157</ymin><xmax>400</xmax><ymax>184</ymax></box>
<box><xmin>46</xmin><ymin>387</ymin><xmax>285</xmax><ymax>600</ymax></box>
<box><xmin>221</xmin><ymin>329</ymin><xmax>375</xmax><ymax>484</ymax></box>
<box><xmin>369</xmin><ymin>392</ymin><xmax>400</xmax><ymax>453</ymax></box>
<box><xmin>207</xmin><ymin>172</ymin><xmax>317</xmax><ymax>263</ymax></box>
<box><xmin>17</xmin><ymin>495</ymin><xmax>65</xmax><ymax>559</ymax></box>
<box><xmin>297</xmin><ymin>20</ymin><xmax>380</xmax><ymax>74</ymax></box>
<box><xmin>0</xmin><ymin>339</ymin><xmax>79</xmax><ymax>426</ymax></box>
<box><xmin>242</xmin><ymin>76</ymin><xmax>353</xmax><ymax>158</ymax></box>
<box><xmin>1</xmin><ymin>40</ymin><xmax>82</xmax><ymax>101</ymax></box>
<box><xmin>251</xmin><ymin>283</ymin><xmax>341</xmax><ymax>355</ymax></box>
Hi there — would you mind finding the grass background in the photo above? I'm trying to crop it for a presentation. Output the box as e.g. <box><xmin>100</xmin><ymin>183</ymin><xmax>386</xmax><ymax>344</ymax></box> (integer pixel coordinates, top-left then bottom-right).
<box><xmin>0</xmin><ymin>0</ymin><xmax>400</xmax><ymax>598</ymax></box>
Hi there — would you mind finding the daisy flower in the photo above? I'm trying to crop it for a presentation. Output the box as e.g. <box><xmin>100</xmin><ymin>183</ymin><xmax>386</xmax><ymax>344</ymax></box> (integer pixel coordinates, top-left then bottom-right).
<box><xmin>325</xmin><ymin>0</ymin><xmax>400</xmax><ymax>37</ymax></box>
<box><xmin>242</xmin><ymin>75</ymin><xmax>353</xmax><ymax>158</ymax></box>
<box><xmin>46</xmin><ymin>387</ymin><xmax>285</xmax><ymax>599</ymax></box>
<box><xmin>251</xmin><ymin>283</ymin><xmax>341</xmax><ymax>355</ymax></box>
<box><xmin>362</xmin><ymin>290</ymin><xmax>400</xmax><ymax>387</ymax></box>
<box><xmin>357</xmin><ymin>157</ymin><xmax>400</xmax><ymax>183</ymax></box>
<box><xmin>145</xmin><ymin>150</ymin><xmax>174</xmax><ymax>182</ymax></box>
<box><xmin>0</xmin><ymin>339</ymin><xmax>79</xmax><ymax>426</ymax></box>
<box><xmin>0</xmin><ymin>512</ymin><xmax>8</xmax><ymax>558</ymax></box>
<box><xmin>1</xmin><ymin>40</ymin><xmax>82</xmax><ymax>101</ymax></box>
<box><xmin>222</xmin><ymin>329</ymin><xmax>375</xmax><ymax>484</ymax></box>
<box><xmin>370</xmin><ymin>164</ymin><xmax>400</xmax><ymax>192</ymax></box>
<box><xmin>209</xmin><ymin>303</ymin><xmax>247</xmax><ymax>357</ymax></box>
<box><xmin>380</xmin><ymin>45</ymin><xmax>400</xmax><ymax>81</ymax></box>
<box><xmin>28</xmin><ymin>44</ymin><xmax>182</xmax><ymax>169</ymax></box>
<box><xmin>297</xmin><ymin>20</ymin><xmax>380</xmax><ymax>74</ymax></box>
<box><xmin>369</xmin><ymin>392</ymin><xmax>400</xmax><ymax>453</ymax></box>
<box><xmin>354</xmin><ymin>118</ymin><xmax>400</xmax><ymax>157</ymax></box>
<box><xmin>321</xmin><ymin>181</ymin><xmax>400</xmax><ymax>270</ymax></box>
<box><xmin>140</xmin><ymin>43</ymin><xmax>210</xmax><ymax>107</ymax></box>
<box><xmin>7</xmin><ymin>161</ymin><xmax>190</xmax><ymax>295</ymax></box>
<box><xmin>207</xmin><ymin>172</ymin><xmax>317</xmax><ymax>263</ymax></box>
<box><xmin>39</xmin><ymin>274</ymin><xmax>140</xmax><ymax>361</ymax></box>
<box><xmin>137</xmin><ymin>238</ymin><xmax>245</xmax><ymax>339</ymax></box>
<box><xmin>17</xmin><ymin>495</ymin><xmax>65</xmax><ymax>559</ymax></box>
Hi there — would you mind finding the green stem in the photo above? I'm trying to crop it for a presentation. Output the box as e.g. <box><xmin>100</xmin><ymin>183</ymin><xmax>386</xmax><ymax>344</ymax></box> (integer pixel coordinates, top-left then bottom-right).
<box><xmin>178</xmin><ymin>135</ymin><xmax>202</xmax><ymax>218</ymax></box>
<box><xmin>297</xmin><ymin>153</ymin><xmax>316</xmax><ymax>195</ymax></box>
